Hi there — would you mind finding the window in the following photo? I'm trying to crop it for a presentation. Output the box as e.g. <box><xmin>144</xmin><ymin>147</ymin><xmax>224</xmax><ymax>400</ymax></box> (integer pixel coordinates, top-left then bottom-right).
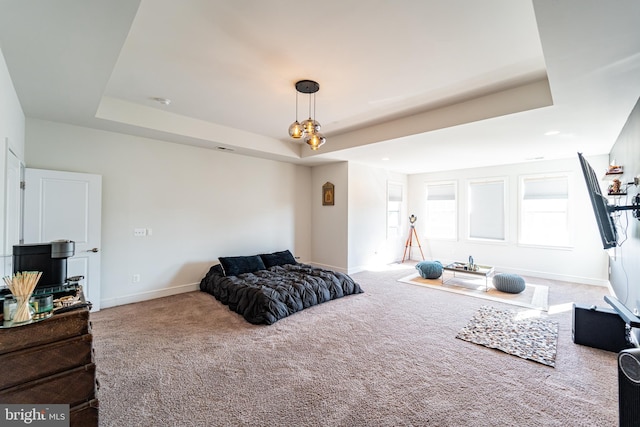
<box><xmin>387</xmin><ymin>182</ymin><xmax>403</xmax><ymax>238</ymax></box>
<box><xmin>468</xmin><ymin>179</ymin><xmax>506</xmax><ymax>241</ymax></box>
<box><xmin>424</xmin><ymin>181</ymin><xmax>457</xmax><ymax>240</ymax></box>
<box><xmin>519</xmin><ymin>174</ymin><xmax>570</xmax><ymax>247</ymax></box>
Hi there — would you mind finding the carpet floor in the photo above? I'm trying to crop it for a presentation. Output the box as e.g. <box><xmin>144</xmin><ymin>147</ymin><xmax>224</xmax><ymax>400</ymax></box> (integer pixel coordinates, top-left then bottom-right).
<box><xmin>91</xmin><ymin>264</ymin><xmax>619</xmax><ymax>426</ymax></box>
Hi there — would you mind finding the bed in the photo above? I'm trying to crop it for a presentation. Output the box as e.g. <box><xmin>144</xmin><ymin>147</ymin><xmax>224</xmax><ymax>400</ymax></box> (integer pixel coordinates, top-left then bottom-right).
<box><xmin>199</xmin><ymin>250</ymin><xmax>363</xmax><ymax>324</ymax></box>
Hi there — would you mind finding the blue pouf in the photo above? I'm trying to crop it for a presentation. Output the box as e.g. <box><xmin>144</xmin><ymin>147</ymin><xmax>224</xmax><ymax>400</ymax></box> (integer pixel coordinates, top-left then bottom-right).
<box><xmin>493</xmin><ymin>273</ymin><xmax>526</xmax><ymax>294</ymax></box>
<box><xmin>416</xmin><ymin>260</ymin><xmax>443</xmax><ymax>279</ymax></box>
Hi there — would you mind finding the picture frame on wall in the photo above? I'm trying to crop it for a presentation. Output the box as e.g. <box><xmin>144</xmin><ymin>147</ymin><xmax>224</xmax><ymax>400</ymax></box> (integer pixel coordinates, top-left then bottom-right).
<box><xmin>322</xmin><ymin>182</ymin><xmax>334</xmax><ymax>206</ymax></box>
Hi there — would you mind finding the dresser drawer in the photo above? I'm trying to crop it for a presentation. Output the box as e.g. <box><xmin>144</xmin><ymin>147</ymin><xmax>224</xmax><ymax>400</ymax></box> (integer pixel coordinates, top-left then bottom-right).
<box><xmin>70</xmin><ymin>398</ymin><xmax>99</xmax><ymax>427</ymax></box>
<box><xmin>0</xmin><ymin>334</ymin><xmax>93</xmax><ymax>390</ymax></box>
<box><xmin>0</xmin><ymin>363</ymin><xmax>96</xmax><ymax>406</ymax></box>
<box><xmin>0</xmin><ymin>309</ymin><xmax>90</xmax><ymax>354</ymax></box>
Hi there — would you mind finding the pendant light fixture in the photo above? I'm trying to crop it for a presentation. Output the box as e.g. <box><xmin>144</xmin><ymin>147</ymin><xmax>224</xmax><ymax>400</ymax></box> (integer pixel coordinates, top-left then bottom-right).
<box><xmin>288</xmin><ymin>80</ymin><xmax>326</xmax><ymax>150</ymax></box>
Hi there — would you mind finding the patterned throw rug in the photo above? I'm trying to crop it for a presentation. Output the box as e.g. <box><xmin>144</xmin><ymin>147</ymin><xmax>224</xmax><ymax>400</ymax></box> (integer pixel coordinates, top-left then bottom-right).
<box><xmin>456</xmin><ymin>305</ymin><xmax>559</xmax><ymax>367</ymax></box>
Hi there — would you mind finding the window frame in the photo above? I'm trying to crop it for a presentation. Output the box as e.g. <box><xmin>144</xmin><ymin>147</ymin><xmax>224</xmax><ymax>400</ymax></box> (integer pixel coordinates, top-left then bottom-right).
<box><xmin>386</xmin><ymin>181</ymin><xmax>404</xmax><ymax>239</ymax></box>
<box><xmin>518</xmin><ymin>172</ymin><xmax>572</xmax><ymax>249</ymax></box>
<box><xmin>424</xmin><ymin>180</ymin><xmax>458</xmax><ymax>241</ymax></box>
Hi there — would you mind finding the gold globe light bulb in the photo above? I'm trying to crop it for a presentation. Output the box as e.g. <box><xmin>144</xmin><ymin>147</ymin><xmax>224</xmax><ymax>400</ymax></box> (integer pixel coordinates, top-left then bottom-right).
<box><xmin>305</xmin><ymin>132</ymin><xmax>326</xmax><ymax>150</ymax></box>
<box><xmin>302</xmin><ymin>118</ymin><xmax>320</xmax><ymax>135</ymax></box>
<box><xmin>288</xmin><ymin>121</ymin><xmax>303</xmax><ymax>139</ymax></box>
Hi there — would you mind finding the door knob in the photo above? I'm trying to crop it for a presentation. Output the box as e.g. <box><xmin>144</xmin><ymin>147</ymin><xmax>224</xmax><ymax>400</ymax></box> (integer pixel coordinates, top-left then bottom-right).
<box><xmin>87</xmin><ymin>248</ymin><xmax>99</xmax><ymax>253</ymax></box>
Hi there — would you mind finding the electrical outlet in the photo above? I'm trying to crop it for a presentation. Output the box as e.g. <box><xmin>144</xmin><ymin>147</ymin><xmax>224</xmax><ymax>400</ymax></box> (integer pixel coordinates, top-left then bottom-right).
<box><xmin>132</xmin><ymin>274</ymin><xmax>141</xmax><ymax>283</ymax></box>
<box><xmin>133</xmin><ymin>228</ymin><xmax>147</xmax><ymax>237</ymax></box>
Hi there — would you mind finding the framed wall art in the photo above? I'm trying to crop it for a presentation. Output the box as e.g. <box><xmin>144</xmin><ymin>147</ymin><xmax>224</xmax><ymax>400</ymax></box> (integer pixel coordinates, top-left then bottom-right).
<box><xmin>322</xmin><ymin>182</ymin><xmax>334</xmax><ymax>206</ymax></box>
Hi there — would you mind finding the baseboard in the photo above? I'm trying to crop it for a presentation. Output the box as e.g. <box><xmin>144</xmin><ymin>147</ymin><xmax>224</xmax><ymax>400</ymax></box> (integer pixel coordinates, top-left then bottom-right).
<box><xmin>100</xmin><ymin>282</ymin><xmax>200</xmax><ymax>309</ymax></box>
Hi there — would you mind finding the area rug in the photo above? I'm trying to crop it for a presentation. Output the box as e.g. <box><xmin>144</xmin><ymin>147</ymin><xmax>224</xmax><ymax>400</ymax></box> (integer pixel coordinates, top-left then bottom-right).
<box><xmin>398</xmin><ymin>273</ymin><xmax>549</xmax><ymax>311</ymax></box>
<box><xmin>456</xmin><ymin>305</ymin><xmax>559</xmax><ymax>367</ymax></box>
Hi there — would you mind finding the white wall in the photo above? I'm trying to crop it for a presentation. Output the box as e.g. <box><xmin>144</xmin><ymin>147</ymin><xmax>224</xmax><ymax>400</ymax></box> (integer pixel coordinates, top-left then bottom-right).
<box><xmin>609</xmin><ymin>97</ymin><xmax>640</xmax><ymax>315</ymax></box>
<box><xmin>310</xmin><ymin>162</ymin><xmax>348</xmax><ymax>272</ymax></box>
<box><xmin>25</xmin><ymin>118</ymin><xmax>312</xmax><ymax>308</ymax></box>
<box><xmin>0</xmin><ymin>47</ymin><xmax>25</xmax><ymax>277</ymax></box>
<box><xmin>408</xmin><ymin>156</ymin><xmax>610</xmax><ymax>285</ymax></box>
<box><xmin>0</xmin><ymin>47</ymin><xmax>25</xmax><ymax>160</ymax></box>
<box><xmin>348</xmin><ymin>163</ymin><xmax>408</xmax><ymax>272</ymax></box>
<box><xmin>310</xmin><ymin>162</ymin><xmax>409</xmax><ymax>273</ymax></box>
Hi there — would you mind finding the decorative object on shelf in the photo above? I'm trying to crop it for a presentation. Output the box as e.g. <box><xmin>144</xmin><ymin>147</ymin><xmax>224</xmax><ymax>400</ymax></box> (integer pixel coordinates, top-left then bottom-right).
<box><xmin>468</xmin><ymin>255</ymin><xmax>478</xmax><ymax>271</ymax></box>
<box><xmin>2</xmin><ymin>271</ymin><xmax>42</xmax><ymax>324</ymax></box>
<box><xmin>31</xmin><ymin>294</ymin><xmax>54</xmax><ymax>320</ymax></box>
<box><xmin>606</xmin><ymin>164</ymin><xmax>623</xmax><ymax>175</ymax></box>
<box><xmin>3</xmin><ymin>296</ymin><xmax>16</xmax><ymax>321</ymax></box>
<box><xmin>608</xmin><ymin>178</ymin><xmax>626</xmax><ymax>195</ymax></box>
<box><xmin>288</xmin><ymin>80</ymin><xmax>326</xmax><ymax>151</ymax></box>
<box><xmin>53</xmin><ymin>286</ymin><xmax>83</xmax><ymax>311</ymax></box>
<box><xmin>322</xmin><ymin>182</ymin><xmax>334</xmax><ymax>206</ymax></box>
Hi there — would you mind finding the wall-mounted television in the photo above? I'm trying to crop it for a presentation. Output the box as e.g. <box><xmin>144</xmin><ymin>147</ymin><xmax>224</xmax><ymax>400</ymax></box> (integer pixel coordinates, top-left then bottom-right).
<box><xmin>578</xmin><ymin>152</ymin><xmax>619</xmax><ymax>249</ymax></box>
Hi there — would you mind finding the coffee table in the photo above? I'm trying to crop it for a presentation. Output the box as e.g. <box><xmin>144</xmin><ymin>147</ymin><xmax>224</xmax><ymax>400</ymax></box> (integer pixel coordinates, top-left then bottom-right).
<box><xmin>442</xmin><ymin>262</ymin><xmax>495</xmax><ymax>292</ymax></box>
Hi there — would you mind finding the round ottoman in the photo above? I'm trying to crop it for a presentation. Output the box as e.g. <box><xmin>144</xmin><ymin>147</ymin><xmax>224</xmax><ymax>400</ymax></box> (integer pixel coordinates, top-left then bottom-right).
<box><xmin>493</xmin><ymin>273</ymin><xmax>526</xmax><ymax>294</ymax></box>
<box><xmin>415</xmin><ymin>260</ymin><xmax>443</xmax><ymax>279</ymax></box>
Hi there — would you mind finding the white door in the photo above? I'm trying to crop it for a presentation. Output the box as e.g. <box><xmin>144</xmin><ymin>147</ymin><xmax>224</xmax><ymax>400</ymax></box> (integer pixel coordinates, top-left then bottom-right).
<box><xmin>23</xmin><ymin>168</ymin><xmax>102</xmax><ymax>311</ymax></box>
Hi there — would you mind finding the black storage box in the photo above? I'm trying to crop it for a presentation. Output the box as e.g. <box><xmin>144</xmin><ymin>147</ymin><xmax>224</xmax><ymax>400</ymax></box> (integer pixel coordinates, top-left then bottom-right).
<box><xmin>573</xmin><ymin>303</ymin><xmax>631</xmax><ymax>352</ymax></box>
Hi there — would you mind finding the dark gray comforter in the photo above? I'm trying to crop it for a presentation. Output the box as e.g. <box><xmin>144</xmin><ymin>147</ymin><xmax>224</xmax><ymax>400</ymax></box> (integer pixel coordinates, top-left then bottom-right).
<box><xmin>199</xmin><ymin>263</ymin><xmax>363</xmax><ymax>324</ymax></box>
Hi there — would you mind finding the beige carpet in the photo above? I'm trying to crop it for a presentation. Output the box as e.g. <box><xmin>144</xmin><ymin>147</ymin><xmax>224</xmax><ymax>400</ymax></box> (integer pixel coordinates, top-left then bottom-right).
<box><xmin>398</xmin><ymin>272</ymin><xmax>549</xmax><ymax>311</ymax></box>
<box><xmin>91</xmin><ymin>265</ymin><xmax>618</xmax><ymax>426</ymax></box>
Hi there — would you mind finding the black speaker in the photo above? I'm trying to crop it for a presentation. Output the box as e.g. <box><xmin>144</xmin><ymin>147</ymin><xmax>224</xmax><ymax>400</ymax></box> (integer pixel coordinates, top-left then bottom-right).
<box><xmin>572</xmin><ymin>304</ymin><xmax>630</xmax><ymax>352</ymax></box>
<box><xmin>619</xmin><ymin>348</ymin><xmax>640</xmax><ymax>427</ymax></box>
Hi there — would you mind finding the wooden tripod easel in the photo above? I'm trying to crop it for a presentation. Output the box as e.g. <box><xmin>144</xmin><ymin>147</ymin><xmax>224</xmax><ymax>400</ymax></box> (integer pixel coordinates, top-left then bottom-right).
<box><xmin>402</xmin><ymin>223</ymin><xmax>424</xmax><ymax>262</ymax></box>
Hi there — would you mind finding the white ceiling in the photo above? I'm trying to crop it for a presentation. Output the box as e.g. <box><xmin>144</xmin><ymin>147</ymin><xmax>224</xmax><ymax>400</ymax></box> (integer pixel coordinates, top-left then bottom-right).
<box><xmin>1</xmin><ymin>0</ymin><xmax>639</xmax><ymax>174</ymax></box>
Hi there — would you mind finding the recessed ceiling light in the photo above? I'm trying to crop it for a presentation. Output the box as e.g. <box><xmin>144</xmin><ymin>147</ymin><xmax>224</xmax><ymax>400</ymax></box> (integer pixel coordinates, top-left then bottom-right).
<box><xmin>382</xmin><ymin>157</ymin><xmax>390</xmax><ymax>161</ymax></box>
<box><xmin>544</xmin><ymin>130</ymin><xmax>560</xmax><ymax>136</ymax></box>
<box><xmin>152</xmin><ymin>97</ymin><xmax>171</xmax><ymax>105</ymax></box>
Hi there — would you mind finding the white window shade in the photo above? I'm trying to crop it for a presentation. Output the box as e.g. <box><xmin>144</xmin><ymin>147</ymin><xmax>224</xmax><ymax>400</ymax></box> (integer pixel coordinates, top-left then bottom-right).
<box><xmin>523</xmin><ymin>177</ymin><xmax>568</xmax><ymax>200</ymax></box>
<box><xmin>469</xmin><ymin>180</ymin><xmax>505</xmax><ymax>241</ymax></box>
<box><xmin>425</xmin><ymin>181</ymin><xmax>457</xmax><ymax>240</ymax></box>
<box><xmin>427</xmin><ymin>183</ymin><xmax>455</xmax><ymax>200</ymax></box>
<box><xmin>388</xmin><ymin>183</ymin><xmax>403</xmax><ymax>202</ymax></box>
<box><xmin>520</xmin><ymin>175</ymin><xmax>570</xmax><ymax>247</ymax></box>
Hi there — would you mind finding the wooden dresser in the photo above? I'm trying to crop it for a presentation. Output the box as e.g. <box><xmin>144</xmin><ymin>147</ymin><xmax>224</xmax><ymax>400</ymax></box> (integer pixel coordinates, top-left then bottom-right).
<box><xmin>0</xmin><ymin>306</ymin><xmax>99</xmax><ymax>426</ymax></box>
